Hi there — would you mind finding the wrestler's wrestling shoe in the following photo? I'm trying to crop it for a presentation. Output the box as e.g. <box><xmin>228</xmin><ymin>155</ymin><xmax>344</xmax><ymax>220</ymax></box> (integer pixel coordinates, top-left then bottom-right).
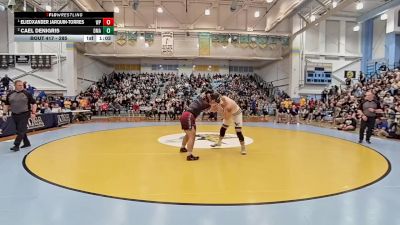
<box><xmin>187</xmin><ymin>154</ymin><xmax>199</xmax><ymax>161</ymax></box>
<box><xmin>241</xmin><ymin>145</ymin><xmax>247</xmax><ymax>155</ymax></box>
<box><xmin>210</xmin><ymin>142</ymin><xmax>221</xmax><ymax>147</ymax></box>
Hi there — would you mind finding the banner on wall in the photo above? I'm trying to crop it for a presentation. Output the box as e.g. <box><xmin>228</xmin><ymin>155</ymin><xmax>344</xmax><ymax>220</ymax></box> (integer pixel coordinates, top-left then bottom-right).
<box><xmin>115</xmin><ymin>64</ymin><xmax>141</xmax><ymax>71</ymax></box>
<box><xmin>0</xmin><ymin>112</ymin><xmax>72</xmax><ymax>138</ymax></box>
<box><xmin>127</xmin><ymin>32</ymin><xmax>137</xmax><ymax>45</ymax></box>
<box><xmin>161</xmin><ymin>32</ymin><xmax>174</xmax><ymax>56</ymax></box>
<box><xmin>281</xmin><ymin>36</ymin><xmax>290</xmax><ymax>47</ymax></box>
<box><xmin>231</xmin><ymin>34</ymin><xmax>239</xmax><ymax>47</ymax></box>
<box><xmin>116</xmin><ymin>31</ymin><xmax>127</xmax><ymax>46</ymax></box>
<box><xmin>267</xmin><ymin>36</ymin><xmax>279</xmax><ymax>49</ymax></box>
<box><xmin>344</xmin><ymin>70</ymin><xmax>356</xmax><ymax>79</ymax></box>
<box><xmin>249</xmin><ymin>35</ymin><xmax>257</xmax><ymax>48</ymax></box>
<box><xmin>145</xmin><ymin>32</ymin><xmax>154</xmax><ymax>46</ymax></box>
<box><xmin>211</xmin><ymin>33</ymin><xmax>220</xmax><ymax>45</ymax></box>
<box><xmin>219</xmin><ymin>34</ymin><xmax>229</xmax><ymax>47</ymax></box>
<box><xmin>199</xmin><ymin>33</ymin><xmax>210</xmax><ymax>56</ymax></box>
<box><xmin>256</xmin><ymin>36</ymin><xmax>267</xmax><ymax>48</ymax></box>
<box><xmin>239</xmin><ymin>35</ymin><xmax>249</xmax><ymax>48</ymax></box>
<box><xmin>15</xmin><ymin>55</ymin><xmax>29</xmax><ymax>64</ymax></box>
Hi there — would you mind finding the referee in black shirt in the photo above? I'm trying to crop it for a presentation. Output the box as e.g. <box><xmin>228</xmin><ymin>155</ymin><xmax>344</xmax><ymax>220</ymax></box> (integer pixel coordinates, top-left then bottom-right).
<box><xmin>2</xmin><ymin>80</ymin><xmax>37</xmax><ymax>151</ymax></box>
<box><xmin>357</xmin><ymin>91</ymin><xmax>383</xmax><ymax>144</ymax></box>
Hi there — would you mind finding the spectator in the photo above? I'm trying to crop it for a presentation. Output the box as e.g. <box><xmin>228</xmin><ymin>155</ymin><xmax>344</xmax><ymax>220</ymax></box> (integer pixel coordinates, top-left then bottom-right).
<box><xmin>359</xmin><ymin>73</ymin><xmax>366</xmax><ymax>85</ymax></box>
<box><xmin>276</xmin><ymin>104</ymin><xmax>288</xmax><ymax>123</ymax></box>
<box><xmin>1</xmin><ymin>74</ymin><xmax>12</xmax><ymax>91</ymax></box>
<box><xmin>374</xmin><ymin>117</ymin><xmax>389</xmax><ymax>137</ymax></box>
<box><xmin>337</xmin><ymin>114</ymin><xmax>357</xmax><ymax>131</ymax></box>
<box><xmin>289</xmin><ymin>104</ymin><xmax>299</xmax><ymax>124</ymax></box>
<box><xmin>110</xmin><ymin>101</ymin><xmax>122</xmax><ymax>115</ymax></box>
<box><xmin>345</xmin><ymin>77</ymin><xmax>352</xmax><ymax>88</ymax></box>
<box><xmin>40</xmin><ymin>103</ymin><xmax>52</xmax><ymax>114</ymax></box>
<box><xmin>100</xmin><ymin>102</ymin><xmax>109</xmax><ymax>116</ymax></box>
<box><xmin>51</xmin><ymin>103</ymin><xmax>62</xmax><ymax>113</ymax></box>
<box><xmin>158</xmin><ymin>103</ymin><xmax>167</xmax><ymax>120</ymax></box>
<box><xmin>70</xmin><ymin>102</ymin><xmax>78</xmax><ymax>111</ymax></box>
<box><xmin>64</xmin><ymin>98</ymin><xmax>72</xmax><ymax>110</ymax></box>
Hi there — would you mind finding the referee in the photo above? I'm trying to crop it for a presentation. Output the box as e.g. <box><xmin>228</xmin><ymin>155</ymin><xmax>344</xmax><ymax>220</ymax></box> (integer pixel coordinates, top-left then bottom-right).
<box><xmin>358</xmin><ymin>91</ymin><xmax>383</xmax><ymax>144</ymax></box>
<box><xmin>2</xmin><ymin>80</ymin><xmax>37</xmax><ymax>151</ymax></box>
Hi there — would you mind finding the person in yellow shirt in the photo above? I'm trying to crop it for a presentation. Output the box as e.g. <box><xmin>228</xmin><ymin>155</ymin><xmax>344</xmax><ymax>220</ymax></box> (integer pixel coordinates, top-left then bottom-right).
<box><xmin>79</xmin><ymin>98</ymin><xmax>89</xmax><ymax>109</ymax></box>
<box><xmin>64</xmin><ymin>98</ymin><xmax>72</xmax><ymax>109</ymax></box>
<box><xmin>300</xmin><ymin>97</ymin><xmax>306</xmax><ymax>107</ymax></box>
<box><xmin>283</xmin><ymin>98</ymin><xmax>292</xmax><ymax>109</ymax></box>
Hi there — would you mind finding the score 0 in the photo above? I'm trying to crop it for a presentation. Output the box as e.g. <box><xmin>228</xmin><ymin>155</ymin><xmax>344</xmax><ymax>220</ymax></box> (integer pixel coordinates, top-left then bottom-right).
<box><xmin>102</xmin><ymin>18</ymin><xmax>114</xmax><ymax>26</ymax></box>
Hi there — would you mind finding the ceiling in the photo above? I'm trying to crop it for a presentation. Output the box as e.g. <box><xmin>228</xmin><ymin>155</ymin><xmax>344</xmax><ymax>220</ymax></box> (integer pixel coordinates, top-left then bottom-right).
<box><xmin>85</xmin><ymin>55</ymin><xmax>278</xmax><ymax>67</ymax></box>
<box><xmin>1</xmin><ymin>0</ymin><xmax>395</xmax><ymax>34</ymax></box>
<box><xmin>298</xmin><ymin>0</ymin><xmax>392</xmax><ymax>22</ymax></box>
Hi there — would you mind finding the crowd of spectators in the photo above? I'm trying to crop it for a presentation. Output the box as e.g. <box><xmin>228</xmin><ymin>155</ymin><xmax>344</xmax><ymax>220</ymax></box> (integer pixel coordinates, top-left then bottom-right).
<box><xmin>273</xmin><ymin>69</ymin><xmax>400</xmax><ymax>139</ymax></box>
<box><xmin>0</xmin><ymin>72</ymin><xmax>278</xmax><ymax>120</ymax></box>
<box><xmin>1</xmin><ymin>68</ymin><xmax>399</xmax><ymax>140</ymax></box>
<box><xmin>0</xmin><ymin>75</ymin><xmax>86</xmax><ymax>119</ymax></box>
<box><xmin>79</xmin><ymin>72</ymin><xmax>273</xmax><ymax>120</ymax></box>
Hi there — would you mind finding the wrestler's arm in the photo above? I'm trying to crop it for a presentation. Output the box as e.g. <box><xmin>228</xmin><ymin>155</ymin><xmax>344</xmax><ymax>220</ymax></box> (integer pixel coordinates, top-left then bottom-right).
<box><xmin>223</xmin><ymin>102</ymin><xmax>233</xmax><ymax>119</ymax></box>
<box><xmin>209</xmin><ymin>103</ymin><xmax>219</xmax><ymax>112</ymax></box>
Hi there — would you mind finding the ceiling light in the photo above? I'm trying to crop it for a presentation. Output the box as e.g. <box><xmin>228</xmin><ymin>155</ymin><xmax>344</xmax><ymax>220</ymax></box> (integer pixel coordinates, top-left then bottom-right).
<box><xmin>353</xmin><ymin>25</ymin><xmax>360</xmax><ymax>32</ymax></box>
<box><xmin>332</xmin><ymin>1</ymin><xmax>337</xmax><ymax>8</ymax></box>
<box><xmin>254</xmin><ymin>11</ymin><xmax>260</xmax><ymax>18</ymax></box>
<box><xmin>310</xmin><ymin>14</ymin><xmax>316</xmax><ymax>22</ymax></box>
<box><xmin>356</xmin><ymin>2</ymin><xmax>363</xmax><ymax>10</ymax></box>
<box><xmin>114</xmin><ymin>6</ymin><xmax>119</xmax><ymax>13</ymax></box>
<box><xmin>45</xmin><ymin>5</ymin><xmax>51</xmax><ymax>11</ymax></box>
<box><xmin>205</xmin><ymin>8</ymin><xmax>210</xmax><ymax>15</ymax></box>
<box><xmin>132</xmin><ymin>0</ymin><xmax>139</xmax><ymax>10</ymax></box>
<box><xmin>157</xmin><ymin>6</ymin><xmax>163</xmax><ymax>13</ymax></box>
<box><xmin>266</xmin><ymin>0</ymin><xmax>273</xmax><ymax>3</ymax></box>
<box><xmin>380</xmin><ymin>13</ymin><xmax>388</xmax><ymax>20</ymax></box>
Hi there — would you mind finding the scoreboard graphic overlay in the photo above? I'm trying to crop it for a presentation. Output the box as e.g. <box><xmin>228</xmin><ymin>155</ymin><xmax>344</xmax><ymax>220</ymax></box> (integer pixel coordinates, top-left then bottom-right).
<box><xmin>14</xmin><ymin>12</ymin><xmax>114</xmax><ymax>42</ymax></box>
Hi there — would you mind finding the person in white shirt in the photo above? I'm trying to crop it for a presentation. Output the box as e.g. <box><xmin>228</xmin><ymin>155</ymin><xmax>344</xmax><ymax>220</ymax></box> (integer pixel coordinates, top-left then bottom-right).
<box><xmin>51</xmin><ymin>103</ymin><xmax>62</xmax><ymax>113</ymax></box>
<box><xmin>383</xmin><ymin>93</ymin><xmax>394</xmax><ymax>107</ymax></box>
<box><xmin>0</xmin><ymin>106</ymin><xmax>3</xmax><ymax>134</ymax></box>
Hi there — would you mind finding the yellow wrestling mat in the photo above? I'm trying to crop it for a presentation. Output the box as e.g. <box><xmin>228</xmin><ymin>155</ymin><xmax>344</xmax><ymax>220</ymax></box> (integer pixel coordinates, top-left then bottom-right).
<box><xmin>24</xmin><ymin>125</ymin><xmax>390</xmax><ymax>205</ymax></box>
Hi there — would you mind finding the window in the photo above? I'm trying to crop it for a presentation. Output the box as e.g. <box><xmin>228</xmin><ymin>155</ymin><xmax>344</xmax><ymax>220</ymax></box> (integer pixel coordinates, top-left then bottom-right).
<box><xmin>229</xmin><ymin>66</ymin><xmax>254</xmax><ymax>73</ymax></box>
<box><xmin>151</xmin><ymin>64</ymin><xmax>179</xmax><ymax>71</ymax></box>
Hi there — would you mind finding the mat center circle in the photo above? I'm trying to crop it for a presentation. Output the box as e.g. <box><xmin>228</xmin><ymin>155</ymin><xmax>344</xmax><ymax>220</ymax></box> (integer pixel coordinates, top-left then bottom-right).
<box><xmin>158</xmin><ymin>132</ymin><xmax>254</xmax><ymax>149</ymax></box>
